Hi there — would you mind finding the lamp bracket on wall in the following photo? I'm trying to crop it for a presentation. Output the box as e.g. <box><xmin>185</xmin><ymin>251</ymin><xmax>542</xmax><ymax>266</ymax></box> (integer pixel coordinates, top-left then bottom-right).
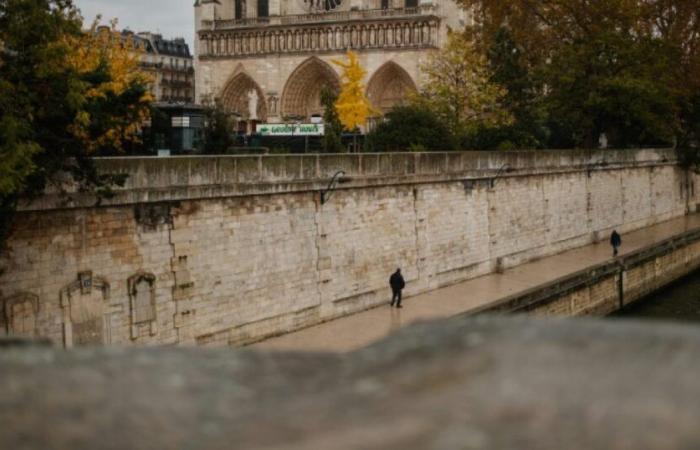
<box><xmin>490</xmin><ymin>164</ymin><xmax>513</xmax><ymax>189</ymax></box>
<box><xmin>320</xmin><ymin>170</ymin><xmax>348</xmax><ymax>205</ymax></box>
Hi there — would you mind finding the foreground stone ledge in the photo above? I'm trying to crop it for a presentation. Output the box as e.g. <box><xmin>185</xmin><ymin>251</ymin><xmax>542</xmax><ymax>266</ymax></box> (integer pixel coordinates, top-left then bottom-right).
<box><xmin>3</xmin><ymin>315</ymin><xmax>700</xmax><ymax>449</ymax></box>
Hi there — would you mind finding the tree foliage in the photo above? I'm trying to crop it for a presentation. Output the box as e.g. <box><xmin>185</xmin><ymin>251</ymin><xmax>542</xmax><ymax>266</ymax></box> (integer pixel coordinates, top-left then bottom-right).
<box><xmin>545</xmin><ymin>32</ymin><xmax>678</xmax><ymax>148</ymax></box>
<box><xmin>320</xmin><ymin>87</ymin><xmax>343</xmax><ymax>153</ymax></box>
<box><xmin>365</xmin><ymin>105</ymin><xmax>456</xmax><ymax>152</ymax></box>
<box><xmin>480</xmin><ymin>27</ymin><xmax>548</xmax><ymax>149</ymax></box>
<box><xmin>331</xmin><ymin>51</ymin><xmax>378</xmax><ymax>131</ymax></box>
<box><xmin>202</xmin><ymin>99</ymin><xmax>235</xmax><ymax>154</ymax></box>
<box><xmin>458</xmin><ymin>0</ymin><xmax>700</xmax><ymax>150</ymax></box>
<box><xmin>414</xmin><ymin>32</ymin><xmax>512</xmax><ymax>141</ymax></box>
<box><xmin>62</xmin><ymin>20</ymin><xmax>153</xmax><ymax>153</ymax></box>
<box><xmin>0</xmin><ymin>0</ymin><xmax>152</xmax><ymax>244</ymax></box>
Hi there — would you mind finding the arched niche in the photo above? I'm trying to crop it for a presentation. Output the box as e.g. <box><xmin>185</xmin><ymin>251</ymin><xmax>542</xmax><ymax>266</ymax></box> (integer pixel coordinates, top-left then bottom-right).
<box><xmin>281</xmin><ymin>57</ymin><xmax>340</xmax><ymax>120</ymax></box>
<box><xmin>1</xmin><ymin>292</ymin><xmax>40</xmax><ymax>338</ymax></box>
<box><xmin>60</xmin><ymin>271</ymin><xmax>111</xmax><ymax>348</ymax></box>
<box><xmin>366</xmin><ymin>61</ymin><xmax>417</xmax><ymax>115</ymax></box>
<box><xmin>220</xmin><ymin>71</ymin><xmax>268</xmax><ymax>121</ymax></box>
<box><xmin>128</xmin><ymin>272</ymin><xmax>157</xmax><ymax>340</ymax></box>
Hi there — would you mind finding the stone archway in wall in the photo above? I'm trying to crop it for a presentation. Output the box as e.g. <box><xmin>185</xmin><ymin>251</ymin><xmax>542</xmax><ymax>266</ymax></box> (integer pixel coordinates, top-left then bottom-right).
<box><xmin>60</xmin><ymin>272</ymin><xmax>111</xmax><ymax>348</ymax></box>
<box><xmin>220</xmin><ymin>71</ymin><xmax>268</xmax><ymax>121</ymax></box>
<box><xmin>0</xmin><ymin>293</ymin><xmax>40</xmax><ymax>338</ymax></box>
<box><xmin>366</xmin><ymin>61</ymin><xmax>417</xmax><ymax>115</ymax></box>
<box><xmin>281</xmin><ymin>57</ymin><xmax>340</xmax><ymax>120</ymax></box>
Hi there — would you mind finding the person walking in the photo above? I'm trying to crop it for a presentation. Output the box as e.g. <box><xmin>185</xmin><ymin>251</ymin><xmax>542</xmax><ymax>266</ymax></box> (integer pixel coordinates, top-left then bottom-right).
<box><xmin>389</xmin><ymin>268</ymin><xmax>406</xmax><ymax>308</ymax></box>
<box><xmin>610</xmin><ymin>230</ymin><xmax>622</xmax><ymax>257</ymax></box>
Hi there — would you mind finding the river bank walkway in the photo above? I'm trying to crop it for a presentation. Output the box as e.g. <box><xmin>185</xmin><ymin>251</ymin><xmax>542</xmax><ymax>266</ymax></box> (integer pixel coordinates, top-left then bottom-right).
<box><xmin>256</xmin><ymin>214</ymin><xmax>700</xmax><ymax>353</ymax></box>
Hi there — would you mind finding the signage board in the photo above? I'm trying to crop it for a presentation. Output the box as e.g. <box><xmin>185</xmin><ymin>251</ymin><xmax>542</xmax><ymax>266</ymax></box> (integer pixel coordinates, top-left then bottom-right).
<box><xmin>171</xmin><ymin>116</ymin><xmax>190</xmax><ymax>128</ymax></box>
<box><xmin>256</xmin><ymin>123</ymin><xmax>325</xmax><ymax>136</ymax></box>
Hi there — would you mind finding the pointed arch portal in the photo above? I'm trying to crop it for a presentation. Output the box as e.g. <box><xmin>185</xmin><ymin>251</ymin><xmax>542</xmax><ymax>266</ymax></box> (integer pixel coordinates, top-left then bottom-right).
<box><xmin>281</xmin><ymin>57</ymin><xmax>340</xmax><ymax>120</ymax></box>
<box><xmin>366</xmin><ymin>61</ymin><xmax>417</xmax><ymax>115</ymax></box>
<box><xmin>220</xmin><ymin>72</ymin><xmax>268</xmax><ymax>121</ymax></box>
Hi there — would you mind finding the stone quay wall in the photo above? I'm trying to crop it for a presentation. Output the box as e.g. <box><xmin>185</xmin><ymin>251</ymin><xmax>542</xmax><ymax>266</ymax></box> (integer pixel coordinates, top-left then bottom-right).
<box><xmin>1</xmin><ymin>149</ymin><xmax>699</xmax><ymax>347</ymax></box>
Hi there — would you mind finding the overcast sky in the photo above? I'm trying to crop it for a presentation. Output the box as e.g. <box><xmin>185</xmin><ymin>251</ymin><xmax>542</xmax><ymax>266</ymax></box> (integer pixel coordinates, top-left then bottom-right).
<box><xmin>74</xmin><ymin>0</ymin><xmax>195</xmax><ymax>48</ymax></box>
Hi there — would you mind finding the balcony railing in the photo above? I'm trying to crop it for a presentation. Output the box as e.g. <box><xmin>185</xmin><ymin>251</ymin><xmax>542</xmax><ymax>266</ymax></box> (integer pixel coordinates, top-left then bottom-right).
<box><xmin>200</xmin><ymin>5</ymin><xmax>437</xmax><ymax>31</ymax></box>
<box><xmin>139</xmin><ymin>62</ymin><xmax>195</xmax><ymax>74</ymax></box>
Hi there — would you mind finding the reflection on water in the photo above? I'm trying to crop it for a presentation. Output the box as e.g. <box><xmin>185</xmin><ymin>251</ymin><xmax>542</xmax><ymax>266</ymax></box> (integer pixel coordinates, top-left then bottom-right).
<box><xmin>615</xmin><ymin>270</ymin><xmax>700</xmax><ymax>322</ymax></box>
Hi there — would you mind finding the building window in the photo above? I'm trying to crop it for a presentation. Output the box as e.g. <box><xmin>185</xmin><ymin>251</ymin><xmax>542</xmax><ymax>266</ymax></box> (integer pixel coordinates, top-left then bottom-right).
<box><xmin>258</xmin><ymin>0</ymin><xmax>269</xmax><ymax>17</ymax></box>
<box><xmin>405</xmin><ymin>0</ymin><xmax>417</xmax><ymax>7</ymax></box>
<box><xmin>381</xmin><ymin>0</ymin><xmax>389</xmax><ymax>8</ymax></box>
<box><xmin>235</xmin><ymin>0</ymin><xmax>246</xmax><ymax>19</ymax></box>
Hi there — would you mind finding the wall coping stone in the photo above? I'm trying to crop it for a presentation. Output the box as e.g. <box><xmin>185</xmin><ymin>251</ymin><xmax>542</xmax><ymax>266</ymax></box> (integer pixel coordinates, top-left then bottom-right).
<box><xmin>19</xmin><ymin>148</ymin><xmax>677</xmax><ymax>211</ymax></box>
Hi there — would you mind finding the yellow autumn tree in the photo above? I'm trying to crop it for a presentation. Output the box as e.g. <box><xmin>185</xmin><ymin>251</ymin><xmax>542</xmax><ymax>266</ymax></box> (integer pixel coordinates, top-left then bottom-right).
<box><xmin>331</xmin><ymin>51</ymin><xmax>378</xmax><ymax>141</ymax></box>
<box><xmin>61</xmin><ymin>19</ymin><xmax>153</xmax><ymax>153</ymax></box>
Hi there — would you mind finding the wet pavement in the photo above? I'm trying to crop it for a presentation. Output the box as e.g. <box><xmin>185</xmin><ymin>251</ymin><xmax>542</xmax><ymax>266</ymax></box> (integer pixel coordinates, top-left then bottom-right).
<box><xmin>256</xmin><ymin>214</ymin><xmax>700</xmax><ymax>353</ymax></box>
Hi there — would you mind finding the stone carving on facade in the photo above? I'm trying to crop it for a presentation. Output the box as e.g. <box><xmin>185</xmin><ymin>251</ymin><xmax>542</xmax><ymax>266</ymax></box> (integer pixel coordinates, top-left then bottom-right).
<box><xmin>128</xmin><ymin>272</ymin><xmax>158</xmax><ymax>340</ymax></box>
<box><xmin>301</xmin><ymin>0</ymin><xmax>344</xmax><ymax>11</ymax></box>
<box><xmin>366</xmin><ymin>61</ymin><xmax>417</xmax><ymax>113</ymax></box>
<box><xmin>199</xmin><ymin>18</ymin><xmax>439</xmax><ymax>58</ymax></box>
<box><xmin>267</xmin><ymin>93</ymin><xmax>279</xmax><ymax>115</ymax></box>
<box><xmin>247</xmin><ymin>89</ymin><xmax>259</xmax><ymax>120</ymax></box>
<box><xmin>221</xmin><ymin>72</ymin><xmax>268</xmax><ymax>120</ymax></box>
<box><xmin>281</xmin><ymin>56</ymin><xmax>340</xmax><ymax>119</ymax></box>
<box><xmin>60</xmin><ymin>271</ymin><xmax>111</xmax><ymax>348</ymax></box>
<box><xmin>0</xmin><ymin>292</ymin><xmax>40</xmax><ymax>338</ymax></box>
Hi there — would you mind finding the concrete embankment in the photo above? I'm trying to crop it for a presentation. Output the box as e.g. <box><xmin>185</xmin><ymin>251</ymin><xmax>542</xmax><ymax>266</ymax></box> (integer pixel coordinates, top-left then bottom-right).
<box><xmin>472</xmin><ymin>226</ymin><xmax>700</xmax><ymax>317</ymax></box>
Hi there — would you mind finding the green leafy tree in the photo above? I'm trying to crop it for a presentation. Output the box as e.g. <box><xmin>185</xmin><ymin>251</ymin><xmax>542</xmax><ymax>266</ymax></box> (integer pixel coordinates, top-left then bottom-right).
<box><xmin>0</xmin><ymin>0</ymin><xmax>151</xmax><ymax>244</ymax></box>
<box><xmin>459</xmin><ymin>0</ymin><xmax>699</xmax><ymax>149</ymax></box>
<box><xmin>414</xmin><ymin>32</ymin><xmax>512</xmax><ymax>143</ymax></box>
<box><xmin>365</xmin><ymin>105</ymin><xmax>456</xmax><ymax>152</ymax></box>
<box><xmin>474</xmin><ymin>27</ymin><xmax>548</xmax><ymax>150</ymax></box>
<box><xmin>544</xmin><ymin>32</ymin><xmax>678</xmax><ymax>148</ymax></box>
<box><xmin>320</xmin><ymin>87</ymin><xmax>343</xmax><ymax>153</ymax></box>
<box><xmin>202</xmin><ymin>99</ymin><xmax>235</xmax><ymax>154</ymax></box>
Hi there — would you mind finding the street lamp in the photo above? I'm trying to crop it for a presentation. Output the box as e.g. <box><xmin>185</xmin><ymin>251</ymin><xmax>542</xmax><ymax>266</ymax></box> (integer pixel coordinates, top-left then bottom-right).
<box><xmin>320</xmin><ymin>170</ymin><xmax>351</xmax><ymax>205</ymax></box>
<box><xmin>490</xmin><ymin>163</ymin><xmax>513</xmax><ymax>189</ymax></box>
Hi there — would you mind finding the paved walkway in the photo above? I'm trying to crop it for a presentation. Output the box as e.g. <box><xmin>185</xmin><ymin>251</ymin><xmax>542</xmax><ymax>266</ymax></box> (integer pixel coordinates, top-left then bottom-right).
<box><xmin>256</xmin><ymin>214</ymin><xmax>700</xmax><ymax>353</ymax></box>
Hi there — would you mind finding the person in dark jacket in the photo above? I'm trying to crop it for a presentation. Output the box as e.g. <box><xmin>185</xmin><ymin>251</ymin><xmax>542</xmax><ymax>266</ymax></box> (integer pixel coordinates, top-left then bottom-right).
<box><xmin>389</xmin><ymin>269</ymin><xmax>406</xmax><ymax>308</ymax></box>
<box><xmin>610</xmin><ymin>230</ymin><xmax>622</xmax><ymax>257</ymax></box>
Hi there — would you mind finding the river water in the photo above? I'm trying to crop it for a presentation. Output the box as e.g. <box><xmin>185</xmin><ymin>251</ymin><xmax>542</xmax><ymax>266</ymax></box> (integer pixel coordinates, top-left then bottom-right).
<box><xmin>616</xmin><ymin>270</ymin><xmax>700</xmax><ymax>322</ymax></box>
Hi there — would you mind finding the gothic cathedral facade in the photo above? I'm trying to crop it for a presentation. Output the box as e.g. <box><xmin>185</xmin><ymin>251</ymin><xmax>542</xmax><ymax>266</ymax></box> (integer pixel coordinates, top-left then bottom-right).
<box><xmin>194</xmin><ymin>0</ymin><xmax>467</xmax><ymax>123</ymax></box>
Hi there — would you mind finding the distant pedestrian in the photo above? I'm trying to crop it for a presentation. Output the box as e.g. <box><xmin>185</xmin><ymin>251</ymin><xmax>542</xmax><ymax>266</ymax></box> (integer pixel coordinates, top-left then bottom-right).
<box><xmin>389</xmin><ymin>269</ymin><xmax>406</xmax><ymax>308</ymax></box>
<box><xmin>610</xmin><ymin>230</ymin><xmax>622</xmax><ymax>257</ymax></box>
